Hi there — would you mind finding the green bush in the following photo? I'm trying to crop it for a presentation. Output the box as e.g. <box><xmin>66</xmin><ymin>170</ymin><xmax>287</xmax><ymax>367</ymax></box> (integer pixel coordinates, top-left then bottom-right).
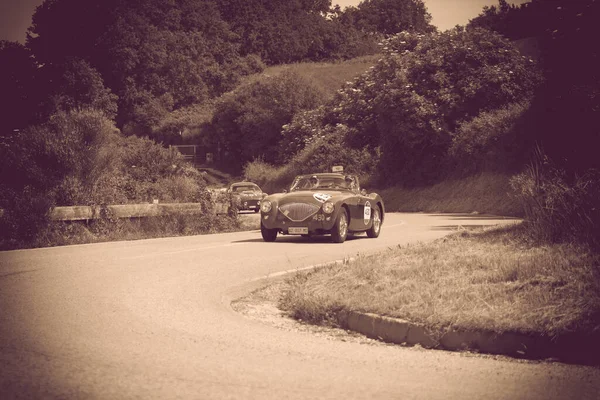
<box><xmin>114</xmin><ymin>136</ymin><xmax>211</xmax><ymax>206</ymax></box>
<box><xmin>1</xmin><ymin>108</ymin><xmax>214</xmax><ymax>246</ymax></box>
<box><xmin>0</xmin><ymin>108</ymin><xmax>119</xmax><ymax>244</ymax></box>
<box><xmin>245</xmin><ymin>129</ymin><xmax>378</xmax><ymax>193</ymax></box>
<box><xmin>211</xmin><ymin>70</ymin><xmax>327</xmax><ymax>170</ymax></box>
<box><xmin>278</xmin><ymin>106</ymin><xmax>327</xmax><ymax>159</ymax></box>
<box><xmin>449</xmin><ymin>101</ymin><xmax>533</xmax><ymax>174</ymax></box>
<box><xmin>0</xmin><ymin>187</ymin><xmax>54</xmax><ymax>246</ymax></box>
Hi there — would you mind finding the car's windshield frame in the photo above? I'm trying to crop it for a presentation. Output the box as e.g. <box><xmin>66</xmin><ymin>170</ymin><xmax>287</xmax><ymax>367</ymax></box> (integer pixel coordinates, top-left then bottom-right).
<box><xmin>289</xmin><ymin>174</ymin><xmax>359</xmax><ymax>193</ymax></box>
<box><xmin>231</xmin><ymin>184</ymin><xmax>261</xmax><ymax>193</ymax></box>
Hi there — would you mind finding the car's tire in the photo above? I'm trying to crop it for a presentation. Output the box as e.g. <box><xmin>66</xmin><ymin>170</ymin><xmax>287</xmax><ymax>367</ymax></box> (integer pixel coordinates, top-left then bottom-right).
<box><xmin>366</xmin><ymin>206</ymin><xmax>382</xmax><ymax>238</ymax></box>
<box><xmin>331</xmin><ymin>208</ymin><xmax>349</xmax><ymax>243</ymax></box>
<box><xmin>261</xmin><ymin>222</ymin><xmax>278</xmax><ymax>242</ymax></box>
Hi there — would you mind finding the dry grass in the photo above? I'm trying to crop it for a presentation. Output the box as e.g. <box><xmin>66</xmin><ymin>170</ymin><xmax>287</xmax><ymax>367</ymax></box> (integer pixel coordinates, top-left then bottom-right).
<box><xmin>280</xmin><ymin>224</ymin><xmax>600</xmax><ymax>336</ymax></box>
<box><xmin>379</xmin><ymin>172</ymin><xmax>524</xmax><ymax>217</ymax></box>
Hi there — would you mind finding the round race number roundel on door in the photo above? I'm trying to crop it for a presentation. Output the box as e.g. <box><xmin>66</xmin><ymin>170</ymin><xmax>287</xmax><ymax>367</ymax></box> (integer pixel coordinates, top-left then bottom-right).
<box><xmin>364</xmin><ymin>201</ymin><xmax>371</xmax><ymax>225</ymax></box>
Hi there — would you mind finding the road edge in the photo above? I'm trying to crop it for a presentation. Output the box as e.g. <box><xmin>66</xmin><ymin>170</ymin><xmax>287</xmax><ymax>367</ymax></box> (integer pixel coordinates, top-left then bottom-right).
<box><xmin>228</xmin><ymin>256</ymin><xmax>600</xmax><ymax>367</ymax></box>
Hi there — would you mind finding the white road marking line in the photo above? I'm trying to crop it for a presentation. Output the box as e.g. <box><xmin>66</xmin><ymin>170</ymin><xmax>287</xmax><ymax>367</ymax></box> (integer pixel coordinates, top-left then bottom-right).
<box><xmin>248</xmin><ymin>257</ymin><xmax>356</xmax><ymax>282</ymax></box>
<box><xmin>385</xmin><ymin>221</ymin><xmax>406</xmax><ymax>228</ymax></box>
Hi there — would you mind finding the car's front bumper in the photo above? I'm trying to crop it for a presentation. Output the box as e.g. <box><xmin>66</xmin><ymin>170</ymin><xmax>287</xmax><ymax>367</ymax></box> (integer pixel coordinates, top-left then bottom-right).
<box><xmin>237</xmin><ymin>198</ymin><xmax>261</xmax><ymax>210</ymax></box>
<box><xmin>261</xmin><ymin>209</ymin><xmax>336</xmax><ymax>234</ymax></box>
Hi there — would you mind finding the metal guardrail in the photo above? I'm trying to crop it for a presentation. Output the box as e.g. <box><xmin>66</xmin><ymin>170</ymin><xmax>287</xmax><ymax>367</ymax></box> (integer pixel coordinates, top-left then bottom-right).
<box><xmin>0</xmin><ymin>202</ymin><xmax>231</xmax><ymax>222</ymax></box>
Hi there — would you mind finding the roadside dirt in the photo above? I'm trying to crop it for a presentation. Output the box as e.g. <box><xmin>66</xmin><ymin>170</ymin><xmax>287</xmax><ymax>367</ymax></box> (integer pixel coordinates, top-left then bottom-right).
<box><xmin>231</xmin><ymin>282</ymin><xmax>388</xmax><ymax>346</ymax></box>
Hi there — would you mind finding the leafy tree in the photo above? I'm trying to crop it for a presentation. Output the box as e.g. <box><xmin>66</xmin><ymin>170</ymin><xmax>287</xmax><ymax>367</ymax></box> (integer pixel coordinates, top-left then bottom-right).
<box><xmin>96</xmin><ymin>0</ymin><xmax>262</xmax><ymax>132</ymax></box>
<box><xmin>468</xmin><ymin>0</ymin><xmax>528</xmax><ymax>40</ymax></box>
<box><xmin>43</xmin><ymin>58</ymin><xmax>119</xmax><ymax>120</ymax></box>
<box><xmin>215</xmin><ymin>0</ymin><xmax>376</xmax><ymax>64</ymax></box>
<box><xmin>152</xmin><ymin>102</ymin><xmax>217</xmax><ymax>146</ymax></box>
<box><xmin>26</xmin><ymin>0</ymin><xmax>118</xmax><ymax>66</ymax></box>
<box><xmin>532</xmin><ymin>0</ymin><xmax>600</xmax><ymax>173</ymax></box>
<box><xmin>449</xmin><ymin>101</ymin><xmax>535</xmax><ymax>173</ymax></box>
<box><xmin>211</xmin><ymin>71</ymin><xmax>327</xmax><ymax>170</ymax></box>
<box><xmin>278</xmin><ymin>106</ymin><xmax>328</xmax><ymax>159</ymax></box>
<box><xmin>27</xmin><ymin>0</ymin><xmax>263</xmax><ymax>131</ymax></box>
<box><xmin>337</xmin><ymin>0</ymin><xmax>435</xmax><ymax>34</ymax></box>
<box><xmin>0</xmin><ymin>41</ymin><xmax>40</xmax><ymax>134</ymax></box>
<box><xmin>469</xmin><ymin>0</ymin><xmax>600</xmax><ymax>173</ymax></box>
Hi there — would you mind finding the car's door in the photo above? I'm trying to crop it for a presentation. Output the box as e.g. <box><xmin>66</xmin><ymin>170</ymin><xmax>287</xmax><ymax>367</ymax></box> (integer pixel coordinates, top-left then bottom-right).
<box><xmin>352</xmin><ymin>194</ymin><xmax>373</xmax><ymax>232</ymax></box>
<box><xmin>344</xmin><ymin>194</ymin><xmax>360</xmax><ymax>232</ymax></box>
<box><xmin>347</xmin><ymin>177</ymin><xmax>371</xmax><ymax>232</ymax></box>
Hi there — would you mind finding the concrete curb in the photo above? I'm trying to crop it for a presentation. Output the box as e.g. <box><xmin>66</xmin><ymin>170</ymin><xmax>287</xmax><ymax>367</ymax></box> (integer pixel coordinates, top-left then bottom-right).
<box><xmin>338</xmin><ymin>310</ymin><xmax>600</xmax><ymax>365</ymax></box>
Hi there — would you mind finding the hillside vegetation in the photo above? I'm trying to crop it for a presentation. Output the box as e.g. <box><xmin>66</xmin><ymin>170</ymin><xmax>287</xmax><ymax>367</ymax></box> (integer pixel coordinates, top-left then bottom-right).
<box><xmin>1</xmin><ymin>0</ymin><xmax>598</xmax><ymax>254</ymax></box>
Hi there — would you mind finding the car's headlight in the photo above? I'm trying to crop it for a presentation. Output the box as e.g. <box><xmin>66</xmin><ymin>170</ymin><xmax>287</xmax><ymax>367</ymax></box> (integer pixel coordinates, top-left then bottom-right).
<box><xmin>261</xmin><ymin>200</ymin><xmax>272</xmax><ymax>213</ymax></box>
<box><xmin>322</xmin><ymin>201</ymin><xmax>334</xmax><ymax>214</ymax></box>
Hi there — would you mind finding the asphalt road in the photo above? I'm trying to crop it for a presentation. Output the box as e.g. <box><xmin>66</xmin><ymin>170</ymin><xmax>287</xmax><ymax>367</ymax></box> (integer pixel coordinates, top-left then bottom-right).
<box><xmin>1</xmin><ymin>213</ymin><xmax>598</xmax><ymax>399</ymax></box>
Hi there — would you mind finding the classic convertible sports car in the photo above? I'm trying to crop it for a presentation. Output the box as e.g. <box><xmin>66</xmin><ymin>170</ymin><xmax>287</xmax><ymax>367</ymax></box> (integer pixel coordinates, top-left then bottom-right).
<box><xmin>227</xmin><ymin>182</ymin><xmax>266</xmax><ymax>212</ymax></box>
<box><xmin>260</xmin><ymin>167</ymin><xmax>384</xmax><ymax>243</ymax></box>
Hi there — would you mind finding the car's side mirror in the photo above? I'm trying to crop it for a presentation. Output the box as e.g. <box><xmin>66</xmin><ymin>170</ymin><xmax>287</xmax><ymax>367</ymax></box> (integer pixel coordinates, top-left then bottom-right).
<box><xmin>361</xmin><ymin>189</ymin><xmax>367</xmax><ymax>196</ymax></box>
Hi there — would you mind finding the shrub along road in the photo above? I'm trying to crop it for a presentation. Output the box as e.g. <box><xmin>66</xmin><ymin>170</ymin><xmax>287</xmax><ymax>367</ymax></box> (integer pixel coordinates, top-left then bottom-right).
<box><xmin>0</xmin><ymin>213</ymin><xmax>598</xmax><ymax>399</ymax></box>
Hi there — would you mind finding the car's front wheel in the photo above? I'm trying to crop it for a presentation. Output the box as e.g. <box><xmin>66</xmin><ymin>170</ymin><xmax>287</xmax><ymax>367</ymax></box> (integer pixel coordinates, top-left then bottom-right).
<box><xmin>331</xmin><ymin>208</ymin><xmax>348</xmax><ymax>243</ymax></box>
<box><xmin>261</xmin><ymin>222</ymin><xmax>278</xmax><ymax>242</ymax></box>
<box><xmin>366</xmin><ymin>206</ymin><xmax>382</xmax><ymax>238</ymax></box>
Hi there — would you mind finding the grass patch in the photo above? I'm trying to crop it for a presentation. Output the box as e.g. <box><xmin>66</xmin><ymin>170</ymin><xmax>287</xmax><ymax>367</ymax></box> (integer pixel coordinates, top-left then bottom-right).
<box><xmin>279</xmin><ymin>224</ymin><xmax>600</xmax><ymax>337</ymax></box>
<box><xmin>379</xmin><ymin>172</ymin><xmax>523</xmax><ymax>217</ymax></box>
<box><xmin>257</xmin><ymin>55</ymin><xmax>379</xmax><ymax>100</ymax></box>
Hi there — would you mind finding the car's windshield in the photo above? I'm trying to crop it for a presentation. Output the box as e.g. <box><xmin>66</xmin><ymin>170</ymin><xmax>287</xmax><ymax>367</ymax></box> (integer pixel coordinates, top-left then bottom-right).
<box><xmin>232</xmin><ymin>185</ymin><xmax>259</xmax><ymax>192</ymax></box>
<box><xmin>290</xmin><ymin>176</ymin><xmax>357</xmax><ymax>192</ymax></box>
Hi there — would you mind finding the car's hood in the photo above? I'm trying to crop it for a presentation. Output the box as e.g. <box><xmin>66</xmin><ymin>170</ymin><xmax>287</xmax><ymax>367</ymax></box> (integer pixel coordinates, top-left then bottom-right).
<box><xmin>266</xmin><ymin>190</ymin><xmax>351</xmax><ymax>206</ymax></box>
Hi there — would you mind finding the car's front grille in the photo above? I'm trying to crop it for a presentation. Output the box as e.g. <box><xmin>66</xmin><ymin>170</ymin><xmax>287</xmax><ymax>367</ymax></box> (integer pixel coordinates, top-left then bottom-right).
<box><xmin>278</xmin><ymin>203</ymin><xmax>320</xmax><ymax>222</ymax></box>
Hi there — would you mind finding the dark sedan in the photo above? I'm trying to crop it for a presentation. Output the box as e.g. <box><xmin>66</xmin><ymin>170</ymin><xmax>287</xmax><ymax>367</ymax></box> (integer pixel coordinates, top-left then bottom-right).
<box><xmin>228</xmin><ymin>182</ymin><xmax>266</xmax><ymax>212</ymax></box>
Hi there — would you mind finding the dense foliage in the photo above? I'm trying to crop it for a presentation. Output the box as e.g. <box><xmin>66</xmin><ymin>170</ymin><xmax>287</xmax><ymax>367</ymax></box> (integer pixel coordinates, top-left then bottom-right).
<box><xmin>469</xmin><ymin>0</ymin><xmax>600</xmax><ymax>174</ymax></box>
<box><xmin>0</xmin><ymin>41</ymin><xmax>39</xmax><ymax>134</ymax></box>
<box><xmin>0</xmin><ymin>110</ymin><xmax>211</xmax><ymax>244</ymax></box>
<box><xmin>335</xmin><ymin>0</ymin><xmax>434</xmax><ymax>34</ymax></box>
<box><xmin>11</xmin><ymin>0</ymin><xmax>388</xmax><ymax>135</ymax></box>
<box><xmin>448</xmin><ymin>101</ymin><xmax>534</xmax><ymax>174</ymax></box>
<box><xmin>469</xmin><ymin>0</ymin><xmax>600</xmax><ymax>249</ymax></box>
<box><xmin>270</xmin><ymin>28</ymin><xmax>541</xmax><ymax>186</ymax></box>
<box><xmin>511</xmin><ymin>148</ymin><xmax>600</xmax><ymax>250</ymax></box>
<box><xmin>216</xmin><ymin>0</ymin><xmax>378</xmax><ymax>64</ymax></box>
<box><xmin>26</xmin><ymin>0</ymin><xmax>265</xmax><ymax>133</ymax></box>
